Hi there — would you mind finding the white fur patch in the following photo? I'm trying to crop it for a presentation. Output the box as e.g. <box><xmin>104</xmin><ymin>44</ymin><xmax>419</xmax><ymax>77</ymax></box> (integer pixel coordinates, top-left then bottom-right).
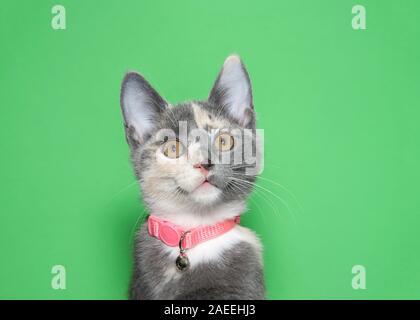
<box><xmin>152</xmin><ymin>221</ymin><xmax>262</xmax><ymax>297</ymax></box>
<box><xmin>152</xmin><ymin>201</ymin><xmax>263</xmax><ymax>282</ymax></box>
<box><xmin>151</xmin><ymin>200</ymin><xmax>246</xmax><ymax>228</ymax></box>
<box><xmin>162</xmin><ymin>224</ymin><xmax>263</xmax><ymax>276</ymax></box>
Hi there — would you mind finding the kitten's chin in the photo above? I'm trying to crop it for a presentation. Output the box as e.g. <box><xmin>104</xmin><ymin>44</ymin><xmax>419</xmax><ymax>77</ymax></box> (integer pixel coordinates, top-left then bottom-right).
<box><xmin>189</xmin><ymin>182</ymin><xmax>222</xmax><ymax>205</ymax></box>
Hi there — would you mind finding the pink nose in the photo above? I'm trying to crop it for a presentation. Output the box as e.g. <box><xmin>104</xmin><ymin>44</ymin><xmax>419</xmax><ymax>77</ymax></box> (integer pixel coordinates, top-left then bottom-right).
<box><xmin>193</xmin><ymin>163</ymin><xmax>209</xmax><ymax>176</ymax></box>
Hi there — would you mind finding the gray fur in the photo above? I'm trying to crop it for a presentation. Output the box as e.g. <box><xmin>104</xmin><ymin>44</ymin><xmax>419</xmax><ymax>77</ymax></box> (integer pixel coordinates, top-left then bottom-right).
<box><xmin>120</xmin><ymin>55</ymin><xmax>265</xmax><ymax>299</ymax></box>
<box><xmin>130</xmin><ymin>225</ymin><xmax>264</xmax><ymax>300</ymax></box>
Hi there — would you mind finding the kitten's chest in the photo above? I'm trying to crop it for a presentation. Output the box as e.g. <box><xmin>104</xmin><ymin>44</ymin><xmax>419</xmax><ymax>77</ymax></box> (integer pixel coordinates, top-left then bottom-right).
<box><xmin>155</xmin><ymin>225</ymin><xmax>260</xmax><ymax>268</ymax></box>
<box><xmin>137</xmin><ymin>224</ymin><xmax>262</xmax><ymax>297</ymax></box>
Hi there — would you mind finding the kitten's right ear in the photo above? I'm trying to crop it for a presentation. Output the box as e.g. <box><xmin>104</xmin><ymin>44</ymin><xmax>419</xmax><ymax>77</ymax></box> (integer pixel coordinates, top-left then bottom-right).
<box><xmin>120</xmin><ymin>72</ymin><xmax>167</xmax><ymax>146</ymax></box>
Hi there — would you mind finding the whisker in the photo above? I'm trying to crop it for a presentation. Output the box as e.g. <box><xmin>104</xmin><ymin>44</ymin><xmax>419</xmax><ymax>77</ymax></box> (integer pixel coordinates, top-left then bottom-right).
<box><xmin>228</xmin><ymin>181</ymin><xmax>268</xmax><ymax>226</ymax></box>
<box><xmin>107</xmin><ymin>179</ymin><xmax>139</xmax><ymax>203</ymax></box>
<box><xmin>129</xmin><ymin>207</ymin><xmax>148</xmax><ymax>245</ymax></box>
<box><xmin>254</xmin><ymin>175</ymin><xmax>304</xmax><ymax>215</ymax></box>
<box><xmin>230</xmin><ymin>178</ymin><xmax>284</xmax><ymax>221</ymax></box>
<box><xmin>229</xmin><ymin>176</ymin><xmax>297</xmax><ymax>224</ymax></box>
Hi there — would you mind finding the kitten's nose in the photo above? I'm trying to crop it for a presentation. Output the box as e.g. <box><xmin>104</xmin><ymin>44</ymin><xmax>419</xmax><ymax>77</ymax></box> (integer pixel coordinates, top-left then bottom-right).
<box><xmin>193</xmin><ymin>161</ymin><xmax>213</xmax><ymax>176</ymax></box>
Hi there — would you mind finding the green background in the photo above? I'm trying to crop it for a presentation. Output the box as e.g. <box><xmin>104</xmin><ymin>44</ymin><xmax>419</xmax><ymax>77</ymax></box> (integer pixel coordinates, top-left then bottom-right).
<box><xmin>1</xmin><ymin>0</ymin><xmax>419</xmax><ymax>299</ymax></box>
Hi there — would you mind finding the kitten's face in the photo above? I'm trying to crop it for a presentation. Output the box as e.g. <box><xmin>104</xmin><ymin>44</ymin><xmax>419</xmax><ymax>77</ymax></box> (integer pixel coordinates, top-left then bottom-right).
<box><xmin>120</xmin><ymin>55</ymin><xmax>261</xmax><ymax>213</ymax></box>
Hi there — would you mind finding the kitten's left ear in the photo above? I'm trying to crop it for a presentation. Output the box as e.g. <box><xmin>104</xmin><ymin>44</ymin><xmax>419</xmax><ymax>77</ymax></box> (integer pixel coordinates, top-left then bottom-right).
<box><xmin>208</xmin><ymin>55</ymin><xmax>254</xmax><ymax>128</ymax></box>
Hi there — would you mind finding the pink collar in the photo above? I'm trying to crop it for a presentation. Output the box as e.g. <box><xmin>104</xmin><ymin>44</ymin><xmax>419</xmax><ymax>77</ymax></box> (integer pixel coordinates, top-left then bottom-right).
<box><xmin>148</xmin><ymin>214</ymin><xmax>241</xmax><ymax>249</ymax></box>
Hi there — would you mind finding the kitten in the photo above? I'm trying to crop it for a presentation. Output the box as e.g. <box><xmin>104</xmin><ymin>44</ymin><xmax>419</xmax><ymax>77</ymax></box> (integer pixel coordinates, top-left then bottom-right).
<box><xmin>120</xmin><ymin>55</ymin><xmax>265</xmax><ymax>299</ymax></box>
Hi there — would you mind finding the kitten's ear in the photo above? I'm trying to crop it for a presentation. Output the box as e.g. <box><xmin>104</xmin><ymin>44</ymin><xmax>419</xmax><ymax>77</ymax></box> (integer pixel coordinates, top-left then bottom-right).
<box><xmin>208</xmin><ymin>55</ymin><xmax>254</xmax><ymax>128</ymax></box>
<box><xmin>120</xmin><ymin>72</ymin><xmax>167</xmax><ymax>146</ymax></box>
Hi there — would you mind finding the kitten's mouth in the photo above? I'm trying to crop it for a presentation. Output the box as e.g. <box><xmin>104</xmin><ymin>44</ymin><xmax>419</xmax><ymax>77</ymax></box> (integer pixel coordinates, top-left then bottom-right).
<box><xmin>187</xmin><ymin>176</ymin><xmax>222</xmax><ymax>204</ymax></box>
<box><xmin>200</xmin><ymin>179</ymin><xmax>213</xmax><ymax>187</ymax></box>
<box><xmin>195</xmin><ymin>178</ymin><xmax>217</xmax><ymax>191</ymax></box>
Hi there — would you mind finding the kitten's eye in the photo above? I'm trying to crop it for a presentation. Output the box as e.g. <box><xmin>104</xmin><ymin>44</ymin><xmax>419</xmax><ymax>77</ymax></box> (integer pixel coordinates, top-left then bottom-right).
<box><xmin>162</xmin><ymin>139</ymin><xmax>184</xmax><ymax>159</ymax></box>
<box><xmin>215</xmin><ymin>133</ymin><xmax>234</xmax><ymax>151</ymax></box>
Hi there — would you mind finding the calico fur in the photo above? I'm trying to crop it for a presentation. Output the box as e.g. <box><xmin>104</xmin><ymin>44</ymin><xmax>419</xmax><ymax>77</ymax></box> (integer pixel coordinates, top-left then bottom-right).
<box><xmin>120</xmin><ymin>55</ymin><xmax>265</xmax><ymax>299</ymax></box>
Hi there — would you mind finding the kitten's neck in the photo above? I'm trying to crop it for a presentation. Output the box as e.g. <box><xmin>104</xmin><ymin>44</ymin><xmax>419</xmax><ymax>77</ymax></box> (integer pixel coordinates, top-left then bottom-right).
<box><xmin>147</xmin><ymin>200</ymin><xmax>247</xmax><ymax>228</ymax></box>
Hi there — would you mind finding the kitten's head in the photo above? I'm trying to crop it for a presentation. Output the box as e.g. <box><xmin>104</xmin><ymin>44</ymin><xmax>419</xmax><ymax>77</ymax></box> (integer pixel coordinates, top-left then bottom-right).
<box><xmin>120</xmin><ymin>55</ymin><xmax>262</xmax><ymax>217</ymax></box>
